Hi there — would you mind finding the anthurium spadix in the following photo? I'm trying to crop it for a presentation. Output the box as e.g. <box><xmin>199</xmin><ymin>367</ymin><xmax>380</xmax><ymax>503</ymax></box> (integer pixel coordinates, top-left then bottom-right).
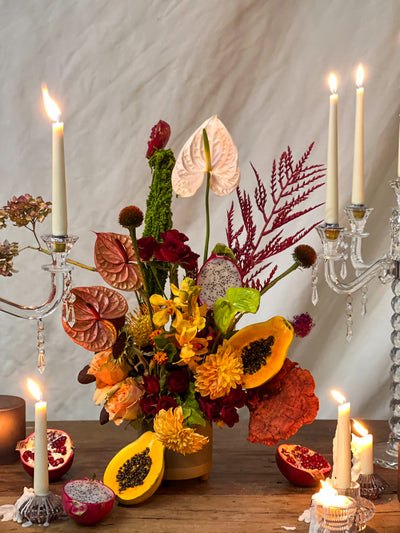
<box><xmin>171</xmin><ymin>115</ymin><xmax>240</xmax><ymax>197</ymax></box>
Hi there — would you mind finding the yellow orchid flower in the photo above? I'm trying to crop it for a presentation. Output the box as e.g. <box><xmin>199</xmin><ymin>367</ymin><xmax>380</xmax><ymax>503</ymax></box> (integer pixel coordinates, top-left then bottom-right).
<box><xmin>150</xmin><ymin>293</ymin><xmax>177</xmax><ymax>327</ymax></box>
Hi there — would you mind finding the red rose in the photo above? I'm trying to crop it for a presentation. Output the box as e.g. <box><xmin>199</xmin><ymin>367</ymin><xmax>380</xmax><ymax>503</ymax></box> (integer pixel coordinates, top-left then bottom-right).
<box><xmin>156</xmin><ymin>395</ymin><xmax>178</xmax><ymax>412</ymax></box>
<box><xmin>146</xmin><ymin>120</ymin><xmax>171</xmax><ymax>159</ymax></box>
<box><xmin>142</xmin><ymin>375</ymin><xmax>160</xmax><ymax>395</ymax></box>
<box><xmin>166</xmin><ymin>368</ymin><xmax>189</xmax><ymax>394</ymax></box>
<box><xmin>154</xmin><ymin>230</ymin><xmax>199</xmax><ymax>272</ymax></box>
<box><xmin>223</xmin><ymin>385</ymin><xmax>246</xmax><ymax>409</ymax></box>
<box><xmin>137</xmin><ymin>236</ymin><xmax>158</xmax><ymax>261</ymax></box>
<box><xmin>199</xmin><ymin>396</ymin><xmax>223</xmax><ymax>421</ymax></box>
<box><xmin>139</xmin><ymin>394</ymin><xmax>158</xmax><ymax>416</ymax></box>
<box><xmin>161</xmin><ymin>229</ymin><xmax>189</xmax><ymax>243</ymax></box>
<box><xmin>220</xmin><ymin>406</ymin><xmax>239</xmax><ymax>428</ymax></box>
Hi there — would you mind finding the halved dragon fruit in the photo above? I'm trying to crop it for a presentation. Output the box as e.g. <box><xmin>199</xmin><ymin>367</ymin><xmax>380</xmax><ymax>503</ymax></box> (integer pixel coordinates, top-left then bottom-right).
<box><xmin>197</xmin><ymin>254</ymin><xmax>242</xmax><ymax>308</ymax></box>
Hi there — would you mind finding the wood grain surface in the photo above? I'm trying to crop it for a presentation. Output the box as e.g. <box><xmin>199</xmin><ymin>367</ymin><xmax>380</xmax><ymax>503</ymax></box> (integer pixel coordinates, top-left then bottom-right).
<box><xmin>0</xmin><ymin>419</ymin><xmax>398</xmax><ymax>532</ymax></box>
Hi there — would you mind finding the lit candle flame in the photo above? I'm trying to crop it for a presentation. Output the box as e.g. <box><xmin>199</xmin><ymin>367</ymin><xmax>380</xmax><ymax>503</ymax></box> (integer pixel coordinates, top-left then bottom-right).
<box><xmin>329</xmin><ymin>73</ymin><xmax>337</xmax><ymax>94</ymax></box>
<box><xmin>27</xmin><ymin>378</ymin><xmax>42</xmax><ymax>402</ymax></box>
<box><xmin>42</xmin><ymin>84</ymin><xmax>61</xmax><ymax>122</ymax></box>
<box><xmin>356</xmin><ymin>64</ymin><xmax>364</xmax><ymax>88</ymax></box>
<box><xmin>320</xmin><ymin>480</ymin><xmax>337</xmax><ymax>495</ymax></box>
<box><xmin>353</xmin><ymin>419</ymin><xmax>368</xmax><ymax>437</ymax></box>
<box><xmin>331</xmin><ymin>389</ymin><xmax>346</xmax><ymax>404</ymax></box>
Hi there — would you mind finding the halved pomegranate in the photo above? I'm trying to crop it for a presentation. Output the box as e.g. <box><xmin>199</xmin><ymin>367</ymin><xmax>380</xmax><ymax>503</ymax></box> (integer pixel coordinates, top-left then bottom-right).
<box><xmin>62</xmin><ymin>479</ymin><xmax>115</xmax><ymax>525</ymax></box>
<box><xmin>276</xmin><ymin>444</ymin><xmax>331</xmax><ymax>487</ymax></box>
<box><xmin>17</xmin><ymin>428</ymin><xmax>74</xmax><ymax>481</ymax></box>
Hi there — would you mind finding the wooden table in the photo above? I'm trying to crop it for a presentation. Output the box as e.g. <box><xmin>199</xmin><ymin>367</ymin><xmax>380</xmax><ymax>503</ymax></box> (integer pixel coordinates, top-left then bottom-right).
<box><xmin>1</xmin><ymin>420</ymin><xmax>399</xmax><ymax>532</ymax></box>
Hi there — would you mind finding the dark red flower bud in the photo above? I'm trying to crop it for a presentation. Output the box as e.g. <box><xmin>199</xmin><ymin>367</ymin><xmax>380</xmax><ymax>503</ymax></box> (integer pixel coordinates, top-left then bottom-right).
<box><xmin>146</xmin><ymin>120</ymin><xmax>171</xmax><ymax>159</ymax></box>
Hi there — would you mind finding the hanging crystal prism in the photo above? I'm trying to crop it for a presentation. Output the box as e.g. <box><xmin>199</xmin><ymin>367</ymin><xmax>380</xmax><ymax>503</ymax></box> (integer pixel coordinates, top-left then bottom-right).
<box><xmin>361</xmin><ymin>285</ymin><xmax>368</xmax><ymax>316</ymax></box>
<box><xmin>37</xmin><ymin>318</ymin><xmax>45</xmax><ymax>374</ymax></box>
<box><xmin>62</xmin><ymin>270</ymin><xmax>76</xmax><ymax>327</ymax></box>
<box><xmin>340</xmin><ymin>258</ymin><xmax>347</xmax><ymax>280</ymax></box>
<box><xmin>345</xmin><ymin>293</ymin><xmax>353</xmax><ymax>342</ymax></box>
<box><xmin>311</xmin><ymin>260</ymin><xmax>319</xmax><ymax>306</ymax></box>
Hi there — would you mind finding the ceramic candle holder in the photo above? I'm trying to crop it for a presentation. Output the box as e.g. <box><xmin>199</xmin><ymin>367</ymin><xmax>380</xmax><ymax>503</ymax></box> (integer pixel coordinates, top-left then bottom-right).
<box><xmin>0</xmin><ymin>395</ymin><xmax>26</xmax><ymax>464</ymax></box>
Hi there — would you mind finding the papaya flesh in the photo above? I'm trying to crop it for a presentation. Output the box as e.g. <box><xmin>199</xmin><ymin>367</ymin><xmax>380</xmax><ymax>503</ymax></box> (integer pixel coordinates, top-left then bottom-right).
<box><xmin>229</xmin><ymin>316</ymin><xmax>294</xmax><ymax>389</ymax></box>
<box><xmin>103</xmin><ymin>431</ymin><xmax>164</xmax><ymax>505</ymax></box>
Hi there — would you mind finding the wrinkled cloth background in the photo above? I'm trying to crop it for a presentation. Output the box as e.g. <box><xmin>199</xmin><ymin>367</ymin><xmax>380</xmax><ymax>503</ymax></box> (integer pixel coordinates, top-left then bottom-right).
<box><xmin>1</xmin><ymin>0</ymin><xmax>399</xmax><ymax>424</ymax></box>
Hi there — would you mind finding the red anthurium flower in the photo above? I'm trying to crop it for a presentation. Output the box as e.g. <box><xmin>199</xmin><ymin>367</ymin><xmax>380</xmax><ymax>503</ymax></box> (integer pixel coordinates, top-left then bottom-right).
<box><xmin>62</xmin><ymin>286</ymin><xmax>128</xmax><ymax>352</ymax></box>
<box><xmin>94</xmin><ymin>232</ymin><xmax>142</xmax><ymax>291</ymax></box>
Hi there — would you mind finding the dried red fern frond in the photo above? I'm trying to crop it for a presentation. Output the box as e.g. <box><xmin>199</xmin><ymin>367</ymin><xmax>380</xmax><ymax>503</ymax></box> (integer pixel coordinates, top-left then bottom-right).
<box><xmin>226</xmin><ymin>143</ymin><xmax>324</xmax><ymax>291</ymax></box>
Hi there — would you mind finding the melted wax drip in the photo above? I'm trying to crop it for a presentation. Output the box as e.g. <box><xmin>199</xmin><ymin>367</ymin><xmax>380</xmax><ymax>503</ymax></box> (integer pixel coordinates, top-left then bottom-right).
<box><xmin>311</xmin><ymin>261</ymin><xmax>319</xmax><ymax>306</ymax></box>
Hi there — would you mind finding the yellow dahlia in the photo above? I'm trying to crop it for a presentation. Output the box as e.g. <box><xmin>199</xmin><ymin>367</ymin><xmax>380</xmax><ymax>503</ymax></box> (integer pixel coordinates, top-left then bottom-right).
<box><xmin>153</xmin><ymin>406</ymin><xmax>208</xmax><ymax>455</ymax></box>
<box><xmin>125</xmin><ymin>305</ymin><xmax>153</xmax><ymax>348</ymax></box>
<box><xmin>195</xmin><ymin>339</ymin><xmax>243</xmax><ymax>399</ymax></box>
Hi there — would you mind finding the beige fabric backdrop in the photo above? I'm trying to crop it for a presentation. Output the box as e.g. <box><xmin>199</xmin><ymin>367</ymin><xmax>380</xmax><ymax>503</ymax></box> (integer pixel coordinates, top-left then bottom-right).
<box><xmin>1</xmin><ymin>0</ymin><xmax>399</xmax><ymax>424</ymax></box>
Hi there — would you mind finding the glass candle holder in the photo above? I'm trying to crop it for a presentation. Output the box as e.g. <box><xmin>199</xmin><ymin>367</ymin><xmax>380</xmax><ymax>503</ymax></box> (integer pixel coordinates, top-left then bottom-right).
<box><xmin>310</xmin><ymin>495</ymin><xmax>357</xmax><ymax>532</ymax></box>
<box><xmin>0</xmin><ymin>395</ymin><xmax>26</xmax><ymax>464</ymax></box>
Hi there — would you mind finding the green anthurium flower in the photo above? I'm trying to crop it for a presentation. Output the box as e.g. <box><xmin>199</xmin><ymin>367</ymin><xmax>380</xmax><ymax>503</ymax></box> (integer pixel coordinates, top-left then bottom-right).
<box><xmin>213</xmin><ymin>287</ymin><xmax>260</xmax><ymax>334</ymax></box>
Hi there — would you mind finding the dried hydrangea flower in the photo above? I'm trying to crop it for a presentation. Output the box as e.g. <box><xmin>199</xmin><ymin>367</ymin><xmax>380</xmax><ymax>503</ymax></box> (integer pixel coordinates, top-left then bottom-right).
<box><xmin>5</xmin><ymin>194</ymin><xmax>51</xmax><ymax>228</ymax></box>
<box><xmin>0</xmin><ymin>209</ymin><xmax>8</xmax><ymax>230</ymax></box>
<box><xmin>0</xmin><ymin>240</ymin><xmax>19</xmax><ymax>276</ymax></box>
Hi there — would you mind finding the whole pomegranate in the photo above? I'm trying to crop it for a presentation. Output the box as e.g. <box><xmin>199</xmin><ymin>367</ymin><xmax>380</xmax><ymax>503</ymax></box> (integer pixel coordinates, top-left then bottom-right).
<box><xmin>62</xmin><ymin>479</ymin><xmax>115</xmax><ymax>525</ymax></box>
<box><xmin>276</xmin><ymin>444</ymin><xmax>331</xmax><ymax>487</ymax></box>
<box><xmin>17</xmin><ymin>428</ymin><xmax>74</xmax><ymax>481</ymax></box>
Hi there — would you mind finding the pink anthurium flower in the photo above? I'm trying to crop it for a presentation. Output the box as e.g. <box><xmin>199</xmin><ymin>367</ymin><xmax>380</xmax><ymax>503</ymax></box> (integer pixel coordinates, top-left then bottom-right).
<box><xmin>171</xmin><ymin>115</ymin><xmax>240</xmax><ymax>197</ymax></box>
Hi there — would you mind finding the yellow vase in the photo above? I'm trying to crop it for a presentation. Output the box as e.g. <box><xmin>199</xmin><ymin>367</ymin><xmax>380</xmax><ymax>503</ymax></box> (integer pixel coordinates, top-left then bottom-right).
<box><xmin>163</xmin><ymin>421</ymin><xmax>213</xmax><ymax>481</ymax></box>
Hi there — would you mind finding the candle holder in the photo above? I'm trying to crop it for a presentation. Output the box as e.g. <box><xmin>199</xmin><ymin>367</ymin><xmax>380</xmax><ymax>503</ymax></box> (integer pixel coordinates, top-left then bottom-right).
<box><xmin>315</xmin><ymin>179</ymin><xmax>400</xmax><ymax>468</ymax></box>
<box><xmin>356</xmin><ymin>473</ymin><xmax>386</xmax><ymax>500</ymax></box>
<box><xmin>309</xmin><ymin>496</ymin><xmax>357</xmax><ymax>533</ymax></box>
<box><xmin>0</xmin><ymin>395</ymin><xmax>25</xmax><ymax>464</ymax></box>
<box><xmin>15</xmin><ymin>490</ymin><xmax>63</xmax><ymax>526</ymax></box>
<box><xmin>0</xmin><ymin>234</ymin><xmax>78</xmax><ymax>371</ymax></box>
<box><xmin>335</xmin><ymin>482</ymin><xmax>375</xmax><ymax>532</ymax></box>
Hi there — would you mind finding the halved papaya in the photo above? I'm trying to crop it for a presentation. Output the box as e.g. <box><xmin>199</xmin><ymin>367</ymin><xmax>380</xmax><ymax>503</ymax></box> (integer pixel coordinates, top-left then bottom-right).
<box><xmin>229</xmin><ymin>316</ymin><xmax>294</xmax><ymax>389</ymax></box>
<box><xmin>103</xmin><ymin>431</ymin><xmax>164</xmax><ymax>505</ymax></box>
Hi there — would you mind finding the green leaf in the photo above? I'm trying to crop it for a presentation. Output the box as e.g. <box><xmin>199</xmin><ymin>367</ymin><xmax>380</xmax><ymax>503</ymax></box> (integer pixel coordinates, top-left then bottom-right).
<box><xmin>213</xmin><ymin>287</ymin><xmax>260</xmax><ymax>333</ymax></box>
<box><xmin>181</xmin><ymin>383</ymin><xmax>206</xmax><ymax>427</ymax></box>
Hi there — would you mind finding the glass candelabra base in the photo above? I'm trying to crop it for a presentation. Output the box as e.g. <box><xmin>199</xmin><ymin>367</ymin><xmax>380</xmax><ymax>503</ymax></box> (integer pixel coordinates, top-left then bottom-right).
<box><xmin>373</xmin><ymin>441</ymin><xmax>398</xmax><ymax>470</ymax></box>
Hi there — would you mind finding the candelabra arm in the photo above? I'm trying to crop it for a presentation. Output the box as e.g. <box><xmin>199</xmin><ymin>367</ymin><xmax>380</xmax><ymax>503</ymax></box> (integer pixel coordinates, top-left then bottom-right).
<box><xmin>323</xmin><ymin>255</ymin><xmax>393</xmax><ymax>295</ymax></box>
<box><xmin>0</xmin><ymin>235</ymin><xmax>78</xmax><ymax>320</ymax></box>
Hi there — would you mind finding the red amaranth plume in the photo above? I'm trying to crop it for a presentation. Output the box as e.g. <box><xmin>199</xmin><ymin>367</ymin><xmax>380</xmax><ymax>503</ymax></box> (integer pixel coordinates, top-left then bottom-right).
<box><xmin>226</xmin><ymin>144</ymin><xmax>324</xmax><ymax>292</ymax></box>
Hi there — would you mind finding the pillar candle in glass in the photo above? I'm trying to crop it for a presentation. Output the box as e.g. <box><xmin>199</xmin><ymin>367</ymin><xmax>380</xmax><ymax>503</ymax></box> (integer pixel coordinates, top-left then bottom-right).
<box><xmin>0</xmin><ymin>395</ymin><xmax>25</xmax><ymax>464</ymax></box>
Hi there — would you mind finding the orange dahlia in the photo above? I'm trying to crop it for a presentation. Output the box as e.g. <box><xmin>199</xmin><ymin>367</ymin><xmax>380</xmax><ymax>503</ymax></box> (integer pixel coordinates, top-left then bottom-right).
<box><xmin>195</xmin><ymin>339</ymin><xmax>243</xmax><ymax>399</ymax></box>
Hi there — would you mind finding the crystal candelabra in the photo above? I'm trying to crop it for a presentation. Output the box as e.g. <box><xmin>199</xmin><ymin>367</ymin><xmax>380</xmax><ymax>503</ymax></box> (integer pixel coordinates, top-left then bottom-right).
<box><xmin>0</xmin><ymin>234</ymin><xmax>77</xmax><ymax>525</ymax></box>
<box><xmin>0</xmin><ymin>234</ymin><xmax>77</xmax><ymax>373</ymax></box>
<box><xmin>314</xmin><ymin>179</ymin><xmax>400</xmax><ymax>469</ymax></box>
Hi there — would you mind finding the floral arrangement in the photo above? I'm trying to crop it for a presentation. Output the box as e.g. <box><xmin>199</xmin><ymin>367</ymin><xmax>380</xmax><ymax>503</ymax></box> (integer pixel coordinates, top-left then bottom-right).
<box><xmin>1</xmin><ymin>116</ymin><xmax>325</xmax><ymax>455</ymax></box>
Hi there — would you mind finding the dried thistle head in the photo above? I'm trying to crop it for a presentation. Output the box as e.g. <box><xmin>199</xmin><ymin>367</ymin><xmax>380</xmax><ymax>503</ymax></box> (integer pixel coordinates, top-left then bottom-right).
<box><xmin>291</xmin><ymin>313</ymin><xmax>315</xmax><ymax>338</ymax></box>
<box><xmin>119</xmin><ymin>206</ymin><xmax>144</xmax><ymax>229</ymax></box>
<box><xmin>293</xmin><ymin>245</ymin><xmax>317</xmax><ymax>269</ymax></box>
<box><xmin>5</xmin><ymin>194</ymin><xmax>51</xmax><ymax>228</ymax></box>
